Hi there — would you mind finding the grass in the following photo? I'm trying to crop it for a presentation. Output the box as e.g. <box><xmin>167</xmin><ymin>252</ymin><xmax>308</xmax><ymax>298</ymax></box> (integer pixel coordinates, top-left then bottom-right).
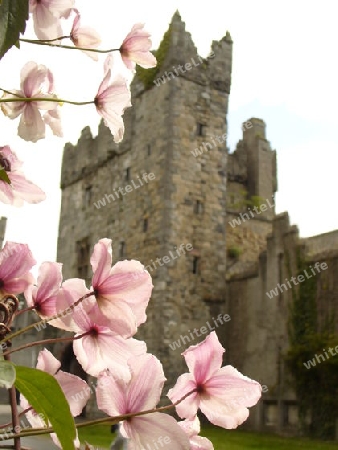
<box><xmin>77</xmin><ymin>423</ymin><xmax>338</xmax><ymax>449</ymax></box>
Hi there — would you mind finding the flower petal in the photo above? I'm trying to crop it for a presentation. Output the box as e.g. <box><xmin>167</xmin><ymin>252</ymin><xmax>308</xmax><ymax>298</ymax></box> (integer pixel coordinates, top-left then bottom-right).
<box><xmin>96</xmin><ymin>370</ymin><xmax>128</xmax><ymax>416</ymax></box>
<box><xmin>183</xmin><ymin>331</ymin><xmax>224</xmax><ymax>383</ymax></box>
<box><xmin>7</xmin><ymin>172</ymin><xmax>46</xmax><ymax>205</ymax></box>
<box><xmin>122</xmin><ymin>413</ymin><xmax>190</xmax><ymax>450</ymax></box>
<box><xmin>0</xmin><ymin>242</ymin><xmax>36</xmax><ymax>295</ymax></box>
<box><xmin>73</xmin><ymin>330</ymin><xmax>146</xmax><ymax>379</ymax></box>
<box><xmin>18</xmin><ymin>104</ymin><xmax>45</xmax><ymax>142</ymax></box>
<box><xmin>36</xmin><ymin>349</ymin><xmax>60</xmax><ymax>375</ymax></box>
<box><xmin>54</xmin><ymin>370</ymin><xmax>90</xmax><ymax>417</ymax></box>
<box><xmin>90</xmin><ymin>238</ymin><xmax>113</xmax><ymax>284</ymax></box>
<box><xmin>127</xmin><ymin>354</ymin><xmax>166</xmax><ymax>412</ymax></box>
<box><xmin>167</xmin><ymin>373</ymin><xmax>199</xmax><ymax>420</ymax></box>
<box><xmin>199</xmin><ymin>395</ymin><xmax>250</xmax><ymax>429</ymax></box>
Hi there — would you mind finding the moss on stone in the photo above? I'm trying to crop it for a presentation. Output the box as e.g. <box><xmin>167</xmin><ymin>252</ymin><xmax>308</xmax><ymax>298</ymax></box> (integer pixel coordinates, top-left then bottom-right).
<box><xmin>285</xmin><ymin>248</ymin><xmax>338</xmax><ymax>440</ymax></box>
<box><xmin>136</xmin><ymin>23</ymin><xmax>173</xmax><ymax>90</ymax></box>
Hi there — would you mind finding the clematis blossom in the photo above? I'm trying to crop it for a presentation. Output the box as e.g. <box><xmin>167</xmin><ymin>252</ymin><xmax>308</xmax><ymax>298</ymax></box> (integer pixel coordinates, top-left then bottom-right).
<box><xmin>168</xmin><ymin>331</ymin><xmax>262</xmax><ymax>429</ymax></box>
<box><xmin>90</xmin><ymin>238</ymin><xmax>153</xmax><ymax>334</ymax></box>
<box><xmin>0</xmin><ymin>146</ymin><xmax>46</xmax><ymax>206</ymax></box>
<box><xmin>1</xmin><ymin>62</ymin><xmax>62</xmax><ymax>142</ymax></box>
<box><xmin>24</xmin><ymin>261</ymin><xmax>62</xmax><ymax>318</ymax></box>
<box><xmin>0</xmin><ymin>242</ymin><xmax>36</xmax><ymax>296</ymax></box>
<box><xmin>49</xmin><ymin>278</ymin><xmax>147</xmax><ymax>379</ymax></box>
<box><xmin>178</xmin><ymin>417</ymin><xmax>214</xmax><ymax>450</ymax></box>
<box><xmin>29</xmin><ymin>0</ymin><xmax>75</xmax><ymax>40</ymax></box>
<box><xmin>21</xmin><ymin>349</ymin><xmax>88</xmax><ymax>449</ymax></box>
<box><xmin>120</xmin><ymin>23</ymin><xmax>157</xmax><ymax>71</ymax></box>
<box><xmin>96</xmin><ymin>354</ymin><xmax>190</xmax><ymax>450</ymax></box>
<box><xmin>70</xmin><ymin>10</ymin><xmax>101</xmax><ymax>60</ymax></box>
<box><xmin>94</xmin><ymin>56</ymin><xmax>131</xmax><ymax>143</ymax></box>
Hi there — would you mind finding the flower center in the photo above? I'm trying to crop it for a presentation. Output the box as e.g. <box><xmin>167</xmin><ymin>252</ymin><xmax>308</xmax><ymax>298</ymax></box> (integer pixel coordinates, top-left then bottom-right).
<box><xmin>0</xmin><ymin>155</ymin><xmax>11</xmax><ymax>172</ymax></box>
<box><xmin>90</xmin><ymin>326</ymin><xmax>99</xmax><ymax>336</ymax></box>
<box><xmin>196</xmin><ymin>384</ymin><xmax>204</xmax><ymax>394</ymax></box>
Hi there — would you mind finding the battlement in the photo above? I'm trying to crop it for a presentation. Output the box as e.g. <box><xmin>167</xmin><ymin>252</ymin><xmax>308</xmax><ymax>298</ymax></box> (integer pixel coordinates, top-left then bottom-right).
<box><xmin>135</xmin><ymin>11</ymin><xmax>232</xmax><ymax>93</ymax></box>
<box><xmin>227</xmin><ymin>118</ymin><xmax>277</xmax><ymax>212</ymax></box>
<box><xmin>62</xmin><ymin>11</ymin><xmax>233</xmax><ymax>187</ymax></box>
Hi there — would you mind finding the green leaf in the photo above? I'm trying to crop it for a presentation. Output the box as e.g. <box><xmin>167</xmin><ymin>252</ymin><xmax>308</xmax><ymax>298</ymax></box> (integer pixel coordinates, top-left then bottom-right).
<box><xmin>0</xmin><ymin>360</ymin><xmax>16</xmax><ymax>388</ymax></box>
<box><xmin>15</xmin><ymin>366</ymin><xmax>76</xmax><ymax>450</ymax></box>
<box><xmin>0</xmin><ymin>0</ymin><xmax>29</xmax><ymax>60</ymax></box>
<box><xmin>0</xmin><ymin>168</ymin><xmax>11</xmax><ymax>184</ymax></box>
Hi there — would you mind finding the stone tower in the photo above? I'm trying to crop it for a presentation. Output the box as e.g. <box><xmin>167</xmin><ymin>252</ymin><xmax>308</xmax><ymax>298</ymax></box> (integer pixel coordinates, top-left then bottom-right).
<box><xmin>57</xmin><ymin>12</ymin><xmax>232</xmax><ymax>386</ymax></box>
<box><xmin>57</xmin><ymin>13</ymin><xmax>232</xmax><ymax>383</ymax></box>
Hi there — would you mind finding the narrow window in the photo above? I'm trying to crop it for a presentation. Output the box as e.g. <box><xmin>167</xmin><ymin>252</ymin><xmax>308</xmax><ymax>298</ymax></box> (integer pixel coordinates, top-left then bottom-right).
<box><xmin>76</xmin><ymin>239</ymin><xmax>90</xmax><ymax>281</ymax></box>
<box><xmin>119</xmin><ymin>241</ymin><xmax>125</xmax><ymax>258</ymax></box>
<box><xmin>147</xmin><ymin>144</ymin><xmax>151</xmax><ymax>156</ymax></box>
<box><xmin>192</xmin><ymin>257</ymin><xmax>199</xmax><ymax>274</ymax></box>
<box><xmin>119</xmin><ymin>195</ymin><xmax>124</xmax><ymax>212</ymax></box>
<box><xmin>196</xmin><ymin>123</ymin><xmax>206</xmax><ymax>136</ymax></box>
<box><xmin>195</xmin><ymin>200</ymin><xmax>203</xmax><ymax>214</ymax></box>
<box><xmin>143</xmin><ymin>218</ymin><xmax>148</xmax><ymax>232</ymax></box>
<box><xmin>83</xmin><ymin>186</ymin><xmax>92</xmax><ymax>207</ymax></box>
<box><xmin>125</xmin><ymin>167</ymin><xmax>130</xmax><ymax>181</ymax></box>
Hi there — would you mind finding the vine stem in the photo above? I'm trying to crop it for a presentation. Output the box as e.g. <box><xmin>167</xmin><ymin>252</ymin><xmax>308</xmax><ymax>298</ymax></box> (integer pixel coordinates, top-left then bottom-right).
<box><xmin>14</xmin><ymin>306</ymin><xmax>35</xmax><ymax>318</ymax></box>
<box><xmin>3</xmin><ymin>355</ymin><xmax>20</xmax><ymax>450</ymax></box>
<box><xmin>0</xmin><ymin>408</ymin><xmax>32</xmax><ymax>430</ymax></box>
<box><xmin>19</xmin><ymin>38</ymin><xmax>120</xmax><ymax>54</ymax></box>
<box><xmin>0</xmin><ymin>389</ymin><xmax>197</xmax><ymax>441</ymax></box>
<box><xmin>2</xmin><ymin>332</ymin><xmax>91</xmax><ymax>357</ymax></box>
<box><xmin>0</xmin><ymin>291</ymin><xmax>95</xmax><ymax>347</ymax></box>
<box><xmin>0</xmin><ymin>95</ymin><xmax>94</xmax><ymax>107</ymax></box>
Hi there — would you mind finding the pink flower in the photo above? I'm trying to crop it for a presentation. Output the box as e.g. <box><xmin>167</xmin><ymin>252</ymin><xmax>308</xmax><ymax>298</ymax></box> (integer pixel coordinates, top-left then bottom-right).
<box><xmin>24</xmin><ymin>261</ymin><xmax>62</xmax><ymax>318</ymax></box>
<box><xmin>167</xmin><ymin>332</ymin><xmax>262</xmax><ymax>429</ymax></box>
<box><xmin>70</xmin><ymin>10</ymin><xmax>101</xmax><ymax>60</ymax></box>
<box><xmin>95</xmin><ymin>56</ymin><xmax>131</xmax><ymax>143</ymax></box>
<box><xmin>0</xmin><ymin>242</ymin><xmax>36</xmax><ymax>296</ymax></box>
<box><xmin>21</xmin><ymin>349</ymin><xmax>87</xmax><ymax>449</ymax></box>
<box><xmin>120</xmin><ymin>24</ymin><xmax>157</xmax><ymax>71</ymax></box>
<box><xmin>29</xmin><ymin>0</ymin><xmax>75</xmax><ymax>40</ymax></box>
<box><xmin>96</xmin><ymin>354</ymin><xmax>190</xmax><ymax>450</ymax></box>
<box><xmin>90</xmin><ymin>238</ymin><xmax>153</xmax><ymax>335</ymax></box>
<box><xmin>178</xmin><ymin>417</ymin><xmax>214</xmax><ymax>450</ymax></box>
<box><xmin>36</xmin><ymin>349</ymin><xmax>90</xmax><ymax>416</ymax></box>
<box><xmin>1</xmin><ymin>62</ymin><xmax>62</xmax><ymax>142</ymax></box>
<box><xmin>50</xmin><ymin>278</ymin><xmax>147</xmax><ymax>379</ymax></box>
<box><xmin>0</xmin><ymin>146</ymin><xmax>46</xmax><ymax>206</ymax></box>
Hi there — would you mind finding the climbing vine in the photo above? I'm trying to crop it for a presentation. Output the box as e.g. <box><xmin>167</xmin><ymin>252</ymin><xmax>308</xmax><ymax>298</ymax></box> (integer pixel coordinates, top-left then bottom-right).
<box><xmin>285</xmin><ymin>247</ymin><xmax>338</xmax><ymax>439</ymax></box>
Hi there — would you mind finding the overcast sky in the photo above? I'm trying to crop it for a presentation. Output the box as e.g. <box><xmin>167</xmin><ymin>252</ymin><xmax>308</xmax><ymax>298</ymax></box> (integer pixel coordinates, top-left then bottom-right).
<box><xmin>0</xmin><ymin>0</ymin><xmax>337</xmax><ymax>270</ymax></box>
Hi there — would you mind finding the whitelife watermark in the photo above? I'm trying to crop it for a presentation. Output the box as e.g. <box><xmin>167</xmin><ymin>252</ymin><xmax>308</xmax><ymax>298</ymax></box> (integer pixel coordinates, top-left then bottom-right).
<box><xmin>0</xmin><ymin>415</ymin><xmax>45</xmax><ymax>441</ymax></box>
<box><xmin>144</xmin><ymin>243</ymin><xmax>193</xmax><ymax>274</ymax></box>
<box><xmin>153</xmin><ymin>52</ymin><xmax>215</xmax><ymax>87</ymax></box>
<box><xmin>94</xmin><ymin>172</ymin><xmax>155</xmax><ymax>209</ymax></box>
<box><xmin>228</xmin><ymin>196</ymin><xmax>275</xmax><ymax>228</ymax></box>
<box><xmin>132</xmin><ymin>243</ymin><xmax>193</xmax><ymax>281</ymax></box>
<box><xmin>169</xmin><ymin>314</ymin><xmax>231</xmax><ymax>351</ymax></box>
<box><xmin>140</xmin><ymin>436</ymin><xmax>171</xmax><ymax>450</ymax></box>
<box><xmin>266</xmin><ymin>262</ymin><xmax>328</xmax><ymax>299</ymax></box>
<box><xmin>303</xmin><ymin>346</ymin><xmax>338</xmax><ymax>369</ymax></box>
<box><xmin>191</xmin><ymin>133</ymin><xmax>227</xmax><ymax>158</ymax></box>
<box><xmin>191</xmin><ymin>121</ymin><xmax>253</xmax><ymax>158</ymax></box>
